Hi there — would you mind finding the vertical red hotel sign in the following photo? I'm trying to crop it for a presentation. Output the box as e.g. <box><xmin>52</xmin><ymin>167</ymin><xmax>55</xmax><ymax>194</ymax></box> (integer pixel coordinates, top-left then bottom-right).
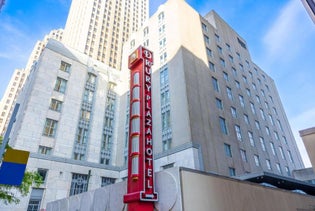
<box><xmin>123</xmin><ymin>46</ymin><xmax>158</xmax><ymax>211</ymax></box>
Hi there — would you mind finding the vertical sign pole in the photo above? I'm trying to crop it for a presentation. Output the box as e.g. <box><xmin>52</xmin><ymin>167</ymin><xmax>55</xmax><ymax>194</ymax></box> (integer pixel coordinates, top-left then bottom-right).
<box><xmin>123</xmin><ymin>46</ymin><xmax>158</xmax><ymax>211</ymax></box>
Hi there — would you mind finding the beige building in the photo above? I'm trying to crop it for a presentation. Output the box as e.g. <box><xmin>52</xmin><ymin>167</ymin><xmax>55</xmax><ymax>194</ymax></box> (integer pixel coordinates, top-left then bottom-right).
<box><xmin>62</xmin><ymin>0</ymin><xmax>148</xmax><ymax>70</ymax></box>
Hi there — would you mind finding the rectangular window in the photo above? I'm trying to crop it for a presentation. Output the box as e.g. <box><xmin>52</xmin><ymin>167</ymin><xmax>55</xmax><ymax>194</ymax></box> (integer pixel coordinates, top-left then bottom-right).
<box><xmin>229</xmin><ymin>55</ymin><xmax>234</xmax><ymax>63</ymax></box>
<box><xmin>38</xmin><ymin>146</ymin><xmax>52</xmax><ymax>155</ymax></box>
<box><xmin>242</xmin><ymin>75</ymin><xmax>247</xmax><ymax>83</ymax></box>
<box><xmin>206</xmin><ymin>48</ymin><xmax>213</xmax><ymax>57</ymax></box>
<box><xmin>226</xmin><ymin>87</ymin><xmax>233</xmax><ymax>100</ymax></box>
<box><xmin>240</xmin><ymin>149</ymin><xmax>247</xmax><ymax>162</ymax></box>
<box><xmin>254</xmin><ymin>155</ymin><xmax>260</xmax><ymax>166</ymax></box>
<box><xmin>266</xmin><ymin>160</ymin><xmax>272</xmax><ymax>170</ymax></box>
<box><xmin>43</xmin><ymin>118</ymin><xmax>58</xmax><ymax>137</ymax></box>
<box><xmin>276</xmin><ymin>163</ymin><xmax>282</xmax><ymax>174</ymax></box>
<box><xmin>255</xmin><ymin>121</ymin><xmax>260</xmax><ymax>130</ymax></box>
<box><xmin>54</xmin><ymin>77</ymin><xmax>67</xmax><ymax>93</ymax></box>
<box><xmin>229</xmin><ymin>167</ymin><xmax>236</xmax><ymax>176</ymax></box>
<box><xmin>83</xmin><ymin>89</ymin><xmax>94</xmax><ymax>103</ymax></box>
<box><xmin>49</xmin><ymin>99</ymin><xmax>62</xmax><ymax>112</ymax></box>
<box><xmin>252</xmin><ymin>83</ymin><xmax>257</xmax><ymax>90</ymax></box>
<box><xmin>217</xmin><ymin>45</ymin><xmax>222</xmax><ymax>54</ymax></box>
<box><xmin>224</xmin><ymin>143</ymin><xmax>232</xmax><ymax>157</ymax></box>
<box><xmin>260</xmin><ymin>137</ymin><xmax>266</xmax><ymax>151</ymax></box>
<box><xmin>27</xmin><ymin>188</ymin><xmax>44</xmax><ymax>211</ymax></box>
<box><xmin>216</xmin><ymin>98</ymin><xmax>223</xmax><ymax>110</ymax></box>
<box><xmin>246</xmin><ymin>88</ymin><xmax>251</xmax><ymax>97</ymax></box>
<box><xmin>220</xmin><ymin>58</ymin><xmax>225</xmax><ymax>67</ymax></box>
<box><xmin>162</xmin><ymin>110</ymin><xmax>171</xmax><ymax>130</ymax></box>
<box><xmin>101</xmin><ymin>177</ymin><xmax>115</xmax><ymax>187</ymax></box>
<box><xmin>285</xmin><ymin>166</ymin><xmax>290</xmax><ymax>176</ymax></box>
<box><xmin>235</xmin><ymin>125</ymin><xmax>242</xmax><ymax>141</ymax></box>
<box><xmin>248</xmin><ymin>131</ymin><xmax>255</xmax><ymax>146</ymax></box>
<box><xmin>239</xmin><ymin>63</ymin><xmax>244</xmax><ymax>71</ymax></box>
<box><xmin>231</xmin><ymin>107</ymin><xmax>237</xmax><ymax>118</ymax></box>
<box><xmin>244</xmin><ymin>114</ymin><xmax>249</xmax><ymax>124</ymax></box>
<box><xmin>37</xmin><ymin>169</ymin><xmax>48</xmax><ymax>184</ymax></box>
<box><xmin>239</xmin><ymin>95</ymin><xmax>245</xmax><ymax>108</ymax></box>
<box><xmin>260</xmin><ymin>109</ymin><xmax>265</xmax><ymax>120</ymax></box>
<box><xmin>77</xmin><ymin>128</ymin><xmax>88</xmax><ymax>144</ymax></box>
<box><xmin>235</xmin><ymin>80</ymin><xmax>240</xmax><ymax>89</ymax></box>
<box><xmin>287</xmin><ymin>150</ymin><xmax>294</xmax><ymax>163</ymax></box>
<box><xmin>270</xmin><ymin>142</ymin><xmax>276</xmax><ymax>155</ymax></box>
<box><xmin>232</xmin><ymin>67</ymin><xmax>237</xmax><ymax>76</ymax></box>
<box><xmin>274</xmin><ymin>131</ymin><xmax>279</xmax><ymax>140</ymax></box>
<box><xmin>204</xmin><ymin>35</ymin><xmax>210</xmax><ymax>44</ymax></box>
<box><xmin>226</xmin><ymin>43</ymin><xmax>231</xmax><ymax>51</ymax></box>
<box><xmin>219</xmin><ymin>117</ymin><xmax>228</xmax><ymax>135</ymax></box>
<box><xmin>212</xmin><ymin>77</ymin><xmax>219</xmax><ymax>92</ymax></box>
<box><xmin>265</xmin><ymin>126</ymin><xmax>270</xmax><ymax>136</ymax></box>
<box><xmin>215</xmin><ymin>34</ymin><xmax>220</xmax><ymax>42</ymax></box>
<box><xmin>256</xmin><ymin>95</ymin><xmax>261</xmax><ymax>104</ymax></box>
<box><xmin>202</xmin><ymin>23</ymin><xmax>208</xmax><ymax>31</ymax></box>
<box><xmin>209</xmin><ymin>62</ymin><xmax>216</xmax><ymax>72</ymax></box>
<box><xmin>277</xmin><ymin>120</ymin><xmax>283</xmax><ymax>131</ymax></box>
<box><xmin>223</xmin><ymin>72</ymin><xmax>229</xmax><ymax>81</ymax></box>
<box><xmin>160</xmin><ymin>67</ymin><xmax>169</xmax><ymax>86</ymax></box>
<box><xmin>70</xmin><ymin>173</ymin><xmax>88</xmax><ymax>196</ymax></box>
<box><xmin>59</xmin><ymin>61</ymin><xmax>71</xmax><ymax>72</ymax></box>
<box><xmin>250</xmin><ymin>102</ymin><xmax>256</xmax><ymax>114</ymax></box>
<box><xmin>279</xmin><ymin>146</ymin><xmax>285</xmax><ymax>159</ymax></box>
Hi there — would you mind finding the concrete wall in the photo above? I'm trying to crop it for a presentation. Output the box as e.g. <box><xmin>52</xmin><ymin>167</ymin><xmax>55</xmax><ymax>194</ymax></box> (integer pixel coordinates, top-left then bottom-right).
<box><xmin>300</xmin><ymin>127</ymin><xmax>315</xmax><ymax>173</ymax></box>
<box><xmin>181</xmin><ymin>169</ymin><xmax>315</xmax><ymax>211</ymax></box>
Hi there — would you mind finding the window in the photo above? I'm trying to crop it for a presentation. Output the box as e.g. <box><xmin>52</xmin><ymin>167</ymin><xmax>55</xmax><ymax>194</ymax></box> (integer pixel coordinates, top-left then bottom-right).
<box><xmin>130</xmin><ymin>39</ymin><xmax>135</xmax><ymax>48</ymax></box>
<box><xmin>255</xmin><ymin>121</ymin><xmax>260</xmax><ymax>130</ymax></box>
<box><xmin>70</xmin><ymin>173</ymin><xmax>88</xmax><ymax>196</ymax></box>
<box><xmin>143</xmin><ymin>27</ymin><xmax>149</xmax><ymax>36</ymax></box>
<box><xmin>204</xmin><ymin>35</ymin><xmax>210</xmax><ymax>45</ymax></box>
<box><xmin>80</xmin><ymin>109</ymin><xmax>91</xmax><ymax>121</ymax></box>
<box><xmin>250</xmin><ymin>102</ymin><xmax>255</xmax><ymax>114</ymax></box>
<box><xmin>224</xmin><ymin>143</ymin><xmax>232</xmax><ymax>157</ymax></box>
<box><xmin>279</xmin><ymin>146</ymin><xmax>285</xmax><ymax>159</ymax></box>
<box><xmin>269</xmin><ymin>96</ymin><xmax>274</xmax><ymax>103</ymax></box>
<box><xmin>77</xmin><ymin>128</ymin><xmax>88</xmax><ymax>144</ymax></box>
<box><xmin>101</xmin><ymin>177</ymin><xmax>115</xmax><ymax>187</ymax></box>
<box><xmin>240</xmin><ymin>149</ymin><xmax>247</xmax><ymax>162</ymax></box>
<box><xmin>216</xmin><ymin>98</ymin><xmax>223</xmax><ymax>110</ymax></box>
<box><xmin>285</xmin><ymin>166</ymin><xmax>291</xmax><ymax>176</ymax></box>
<box><xmin>235</xmin><ymin>80</ymin><xmax>240</xmax><ymax>89</ymax></box>
<box><xmin>226</xmin><ymin>43</ymin><xmax>231</xmax><ymax>51</ymax></box>
<box><xmin>261</xmin><ymin>89</ymin><xmax>265</xmax><ymax>97</ymax></box>
<box><xmin>270</xmin><ymin>142</ymin><xmax>276</xmax><ymax>155</ymax></box>
<box><xmin>242</xmin><ymin>75</ymin><xmax>247</xmax><ymax>83</ymax></box>
<box><xmin>226</xmin><ymin>87</ymin><xmax>233</xmax><ymax>100</ymax></box>
<box><xmin>209</xmin><ymin>62</ymin><xmax>216</xmax><ymax>72</ymax></box>
<box><xmin>217</xmin><ymin>45</ymin><xmax>222</xmax><ymax>54</ymax></box>
<box><xmin>231</xmin><ymin>107</ymin><xmax>237</xmax><ymax>118</ymax></box>
<box><xmin>246</xmin><ymin>88</ymin><xmax>251</xmax><ymax>97</ymax></box>
<box><xmin>212</xmin><ymin>77</ymin><xmax>219</xmax><ymax>92</ymax></box>
<box><xmin>239</xmin><ymin>95</ymin><xmax>245</xmax><ymax>108</ymax></box>
<box><xmin>239</xmin><ymin>64</ymin><xmax>244</xmax><ymax>71</ymax></box>
<box><xmin>277</xmin><ymin>120</ymin><xmax>283</xmax><ymax>131</ymax></box>
<box><xmin>252</xmin><ymin>83</ymin><xmax>257</xmax><ymax>90</ymax></box>
<box><xmin>162</xmin><ymin>110</ymin><xmax>171</xmax><ymax>130</ymax></box>
<box><xmin>202</xmin><ymin>22</ymin><xmax>208</xmax><ymax>31</ymax></box>
<box><xmin>219</xmin><ymin>117</ymin><xmax>228</xmax><ymax>135</ymax></box>
<box><xmin>265</xmin><ymin>126</ymin><xmax>270</xmax><ymax>136</ymax></box>
<box><xmin>260</xmin><ymin>109</ymin><xmax>265</xmax><ymax>120</ymax></box>
<box><xmin>229</xmin><ymin>167</ymin><xmax>236</xmax><ymax>176</ymax></box>
<box><xmin>159</xmin><ymin>37</ymin><xmax>166</xmax><ymax>48</ymax></box>
<box><xmin>38</xmin><ymin>146</ymin><xmax>52</xmax><ymax>155</ymax></box>
<box><xmin>256</xmin><ymin>95</ymin><xmax>261</xmax><ymax>104</ymax></box>
<box><xmin>27</xmin><ymin>189</ymin><xmax>44</xmax><ymax>211</ymax></box>
<box><xmin>266</xmin><ymin>160</ymin><xmax>272</xmax><ymax>170</ymax></box>
<box><xmin>43</xmin><ymin>118</ymin><xmax>58</xmax><ymax>137</ymax></box>
<box><xmin>274</xmin><ymin>131</ymin><xmax>279</xmax><ymax>141</ymax></box>
<box><xmin>244</xmin><ymin>114</ymin><xmax>249</xmax><ymax>124</ymax></box>
<box><xmin>229</xmin><ymin>55</ymin><xmax>234</xmax><ymax>63</ymax></box>
<box><xmin>248</xmin><ymin>131</ymin><xmax>255</xmax><ymax>146</ymax></box>
<box><xmin>268</xmin><ymin>114</ymin><xmax>274</xmax><ymax>125</ymax></box>
<box><xmin>223</xmin><ymin>72</ymin><xmax>229</xmax><ymax>81</ymax></box>
<box><xmin>276</xmin><ymin>163</ymin><xmax>282</xmax><ymax>174</ymax></box>
<box><xmin>83</xmin><ymin>89</ymin><xmax>94</xmax><ymax>103</ymax></box>
<box><xmin>49</xmin><ymin>99</ymin><xmax>62</xmax><ymax>112</ymax></box>
<box><xmin>206</xmin><ymin>48</ymin><xmax>213</xmax><ymax>57</ymax></box>
<box><xmin>265</xmin><ymin>101</ymin><xmax>269</xmax><ymax>109</ymax></box>
<box><xmin>161</xmin><ymin>90</ymin><xmax>170</xmax><ymax>106</ymax></box>
<box><xmin>235</xmin><ymin>125</ymin><xmax>242</xmax><ymax>141</ymax></box>
<box><xmin>158</xmin><ymin>12</ymin><xmax>164</xmax><ymax>22</ymax></box>
<box><xmin>37</xmin><ymin>169</ymin><xmax>48</xmax><ymax>183</ymax></box>
<box><xmin>282</xmin><ymin>136</ymin><xmax>288</xmax><ymax>145</ymax></box>
<box><xmin>59</xmin><ymin>61</ymin><xmax>71</xmax><ymax>72</ymax></box>
<box><xmin>160</xmin><ymin>67</ymin><xmax>169</xmax><ymax>86</ymax></box>
<box><xmin>220</xmin><ymin>58</ymin><xmax>225</xmax><ymax>67</ymax></box>
<box><xmin>54</xmin><ymin>77</ymin><xmax>67</xmax><ymax>93</ymax></box>
<box><xmin>260</xmin><ymin>137</ymin><xmax>266</xmax><ymax>151</ymax></box>
<box><xmin>236</xmin><ymin>52</ymin><xmax>241</xmax><ymax>60</ymax></box>
<box><xmin>232</xmin><ymin>67</ymin><xmax>237</xmax><ymax>76</ymax></box>
<box><xmin>215</xmin><ymin>34</ymin><xmax>220</xmax><ymax>42</ymax></box>
<box><xmin>254</xmin><ymin>155</ymin><xmax>260</xmax><ymax>166</ymax></box>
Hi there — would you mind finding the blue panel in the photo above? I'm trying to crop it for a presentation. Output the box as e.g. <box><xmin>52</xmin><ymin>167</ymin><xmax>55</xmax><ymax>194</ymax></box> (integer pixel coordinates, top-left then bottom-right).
<box><xmin>0</xmin><ymin>162</ymin><xmax>27</xmax><ymax>186</ymax></box>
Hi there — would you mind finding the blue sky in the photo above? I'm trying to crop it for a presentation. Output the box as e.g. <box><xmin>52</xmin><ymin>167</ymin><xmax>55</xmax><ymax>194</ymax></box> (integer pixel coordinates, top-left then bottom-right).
<box><xmin>1</xmin><ymin>0</ymin><xmax>315</xmax><ymax>166</ymax></box>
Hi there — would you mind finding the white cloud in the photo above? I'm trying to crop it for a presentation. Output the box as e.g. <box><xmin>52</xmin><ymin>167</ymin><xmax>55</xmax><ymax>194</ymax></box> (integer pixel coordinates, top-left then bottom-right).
<box><xmin>289</xmin><ymin>107</ymin><xmax>315</xmax><ymax>167</ymax></box>
<box><xmin>263</xmin><ymin>0</ymin><xmax>315</xmax><ymax>63</ymax></box>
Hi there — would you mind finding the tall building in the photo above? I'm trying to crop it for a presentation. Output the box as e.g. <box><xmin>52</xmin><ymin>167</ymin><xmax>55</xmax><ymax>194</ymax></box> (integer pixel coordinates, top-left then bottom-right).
<box><xmin>62</xmin><ymin>0</ymin><xmax>149</xmax><ymax>70</ymax></box>
<box><xmin>0</xmin><ymin>29</ymin><xmax>63</xmax><ymax>136</ymax></box>
<box><xmin>0</xmin><ymin>69</ymin><xmax>27</xmax><ymax>135</ymax></box>
<box><xmin>118</xmin><ymin>0</ymin><xmax>304</xmax><ymax>176</ymax></box>
<box><xmin>1</xmin><ymin>0</ymin><xmax>306</xmax><ymax>210</ymax></box>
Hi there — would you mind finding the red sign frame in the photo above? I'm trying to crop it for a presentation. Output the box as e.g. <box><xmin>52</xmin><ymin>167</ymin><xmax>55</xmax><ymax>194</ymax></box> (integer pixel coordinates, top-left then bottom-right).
<box><xmin>123</xmin><ymin>46</ymin><xmax>158</xmax><ymax>211</ymax></box>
